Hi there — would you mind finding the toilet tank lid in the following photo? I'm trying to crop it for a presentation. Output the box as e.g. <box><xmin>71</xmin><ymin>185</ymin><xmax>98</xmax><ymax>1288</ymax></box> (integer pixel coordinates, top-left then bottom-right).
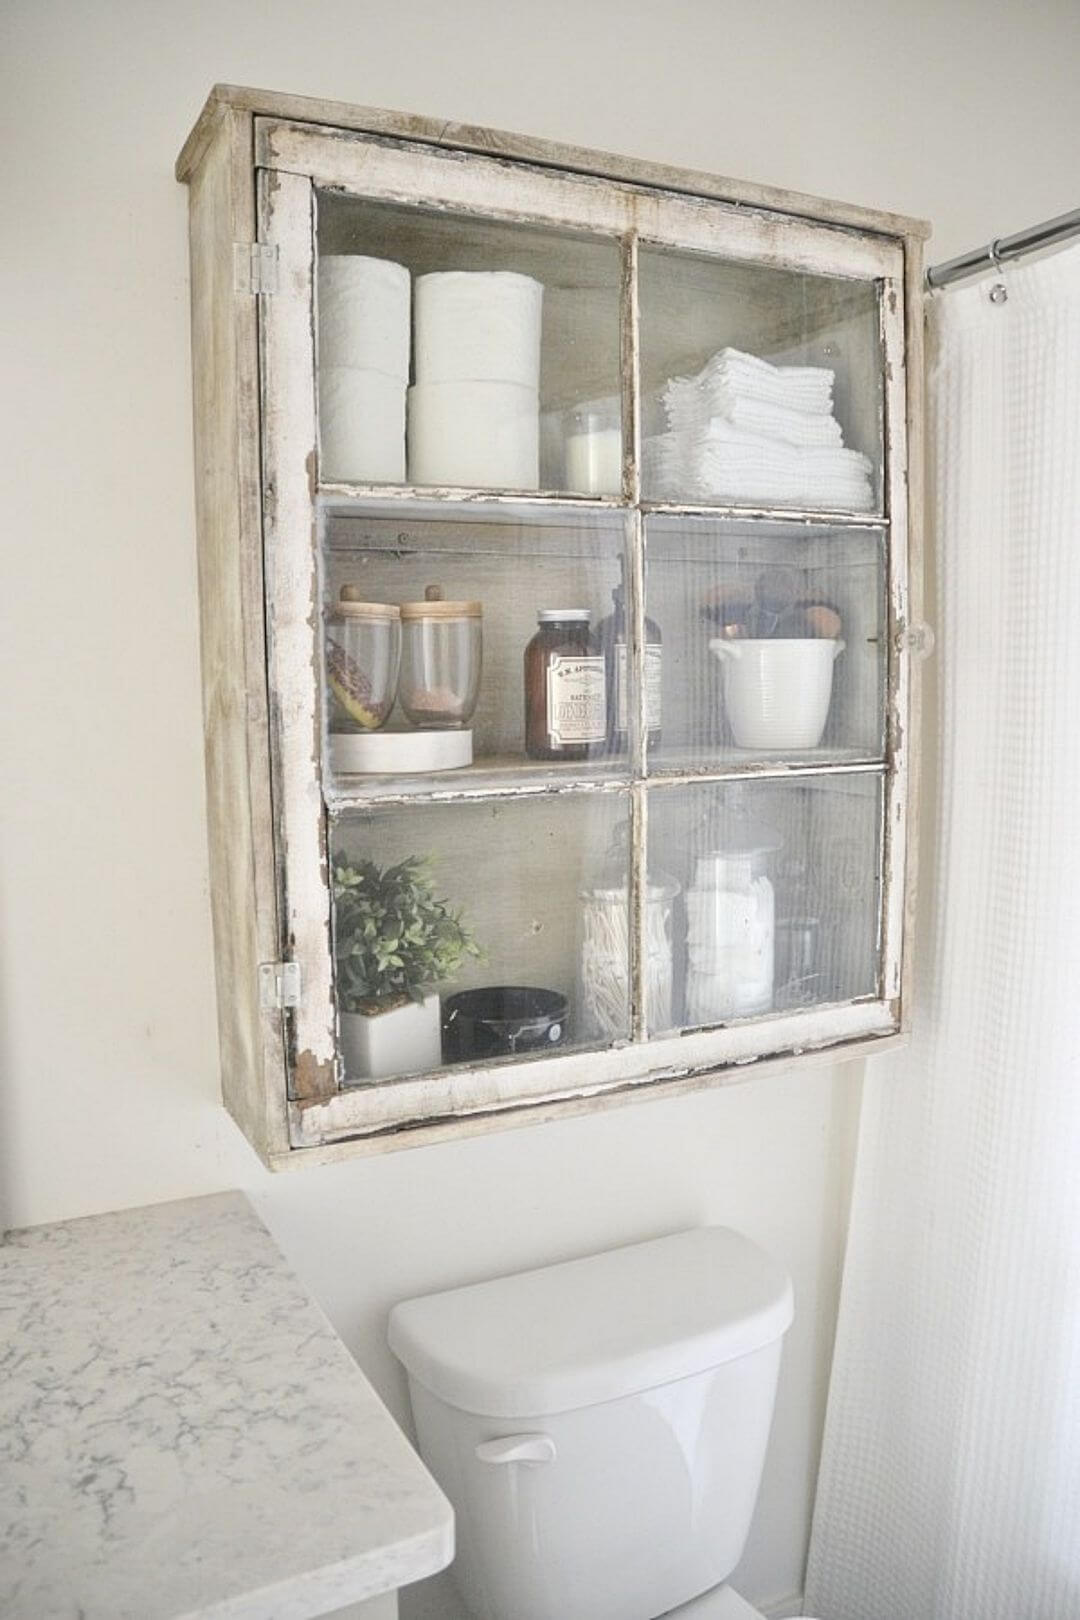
<box><xmin>387</xmin><ymin>1227</ymin><xmax>794</xmax><ymax>1418</ymax></box>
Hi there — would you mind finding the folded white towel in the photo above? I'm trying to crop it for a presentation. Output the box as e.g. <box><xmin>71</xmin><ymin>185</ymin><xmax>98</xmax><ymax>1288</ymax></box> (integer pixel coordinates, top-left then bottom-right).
<box><xmin>691</xmin><ymin>417</ymin><xmax>866</xmax><ymax>460</ymax></box>
<box><xmin>696</xmin><ymin>346</ymin><xmax>836</xmax><ymax>414</ymax></box>
<box><xmin>690</xmin><ymin>459</ymin><xmax>873</xmax><ymax>509</ymax></box>
<box><xmin>682</xmin><ymin>415</ymin><xmax>866</xmax><ymax>463</ymax></box>
<box><xmin>664</xmin><ymin>378</ymin><xmax>843</xmax><ymax>447</ymax></box>
<box><xmin>649</xmin><ymin>346</ymin><xmax>873</xmax><ymax>507</ymax></box>
<box><xmin>695</xmin><ymin>472</ymin><xmax>872</xmax><ymax>508</ymax></box>
<box><xmin>643</xmin><ymin>426</ymin><xmax>874</xmax><ymax>509</ymax></box>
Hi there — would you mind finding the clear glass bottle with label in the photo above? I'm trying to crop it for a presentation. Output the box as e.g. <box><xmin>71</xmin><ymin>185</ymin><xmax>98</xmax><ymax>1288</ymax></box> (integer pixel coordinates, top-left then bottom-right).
<box><xmin>595</xmin><ymin>582</ymin><xmax>662</xmax><ymax>755</ymax></box>
<box><xmin>524</xmin><ymin>610</ymin><xmax>607</xmax><ymax>760</ymax></box>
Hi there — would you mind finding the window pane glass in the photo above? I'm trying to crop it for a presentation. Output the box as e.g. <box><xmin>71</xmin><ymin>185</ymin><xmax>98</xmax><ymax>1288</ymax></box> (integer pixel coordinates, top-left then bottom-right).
<box><xmin>644</xmin><ymin>514</ymin><xmax>886</xmax><ymax>772</ymax></box>
<box><xmin>639</xmin><ymin>247</ymin><xmax>883</xmax><ymax>512</ymax></box>
<box><xmin>319</xmin><ymin>502</ymin><xmax>630</xmax><ymax>799</ymax></box>
<box><xmin>316</xmin><ymin>194</ymin><xmax>622</xmax><ymax>496</ymax></box>
<box><xmin>330</xmin><ymin>793</ymin><xmax>631</xmax><ymax>1084</ymax></box>
<box><xmin>646</xmin><ymin>775</ymin><xmax>882</xmax><ymax>1035</ymax></box>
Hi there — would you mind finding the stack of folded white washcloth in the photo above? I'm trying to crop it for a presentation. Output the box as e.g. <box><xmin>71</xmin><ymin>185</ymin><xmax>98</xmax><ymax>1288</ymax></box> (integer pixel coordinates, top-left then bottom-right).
<box><xmin>645</xmin><ymin>347</ymin><xmax>874</xmax><ymax>510</ymax></box>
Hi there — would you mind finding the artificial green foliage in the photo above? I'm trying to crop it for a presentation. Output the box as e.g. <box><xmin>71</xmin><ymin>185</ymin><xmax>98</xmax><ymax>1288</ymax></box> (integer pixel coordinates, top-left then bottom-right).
<box><xmin>332</xmin><ymin>855</ymin><xmax>481</xmax><ymax>1014</ymax></box>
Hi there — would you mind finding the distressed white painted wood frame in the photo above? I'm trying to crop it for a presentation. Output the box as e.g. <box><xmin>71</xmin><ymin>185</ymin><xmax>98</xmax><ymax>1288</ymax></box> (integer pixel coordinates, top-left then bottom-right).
<box><xmin>252</xmin><ymin>117</ymin><xmax>918</xmax><ymax>1156</ymax></box>
<box><xmin>879</xmin><ymin>273</ymin><xmax>912</xmax><ymax>1009</ymax></box>
<box><xmin>184</xmin><ymin>107</ymin><xmax>292</xmax><ymax>1162</ymax></box>
<box><xmin>179</xmin><ymin>86</ymin><xmax>931</xmax><ymax>242</ymax></box>
<box><xmin>258</xmin><ymin>167</ymin><xmax>337</xmax><ymax>1104</ymax></box>
<box><xmin>256</xmin><ymin>119</ymin><xmax>902</xmax><ymax>283</ymax></box>
<box><xmin>292</xmin><ymin>998</ymin><xmax>897</xmax><ymax>1147</ymax></box>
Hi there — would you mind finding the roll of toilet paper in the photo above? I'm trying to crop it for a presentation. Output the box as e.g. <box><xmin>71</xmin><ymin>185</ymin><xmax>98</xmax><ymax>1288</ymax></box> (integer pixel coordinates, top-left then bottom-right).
<box><xmin>318</xmin><ymin>255</ymin><xmax>411</xmax><ymax>378</ymax></box>
<box><xmin>319</xmin><ymin>367</ymin><xmax>406</xmax><ymax>484</ymax></box>
<box><xmin>414</xmin><ymin>271</ymin><xmax>543</xmax><ymax>386</ymax></box>
<box><xmin>408</xmin><ymin>380</ymin><xmax>539</xmax><ymax>488</ymax></box>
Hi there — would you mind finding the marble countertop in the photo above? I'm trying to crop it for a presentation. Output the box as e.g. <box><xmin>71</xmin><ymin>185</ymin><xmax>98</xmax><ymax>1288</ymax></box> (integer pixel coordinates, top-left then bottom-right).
<box><xmin>0</xmin><ymin>1191</ymin><xmax>453</xmax><ymax>1620</ymax></box>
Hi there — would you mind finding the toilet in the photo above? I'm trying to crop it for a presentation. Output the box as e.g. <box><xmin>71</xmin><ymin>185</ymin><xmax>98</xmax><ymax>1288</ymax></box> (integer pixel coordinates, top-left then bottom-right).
<box><xmin>388</xmin><ymin>1226</ymin><xmax>817</xmax><ymax>1620</ymax></box>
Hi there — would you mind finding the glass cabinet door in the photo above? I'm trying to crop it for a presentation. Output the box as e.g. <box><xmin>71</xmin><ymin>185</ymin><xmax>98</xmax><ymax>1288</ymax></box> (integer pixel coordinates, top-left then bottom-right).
<box><xmin>330</xmin><ymin>796</ymin><xmax>630</xmax><ymax>1085</ymax></box>
<box><xmin>644</xmin><ymin>515</ymin><xmax>887</xmax><ymax>773</ymax></box>
<box><xmin>638</xmin><ymin>246</ymin><xmax>884</xmax><ymax>514</ymax></box>
<box><xmin>253</xmin><ymin>119</ymin><xmax>912</xmax><ymax>1144</ymax></box>
<box><xmin>315</xmin><ymin>193</ymin><xmax>624</xmax><ymax>498</ymax></box>
<box><xmin>318</xmin><ymin>504</ymin><xmax>631</xmax><ymax>801</ymax></box>
<box><xmin>645</xmin><ymin>775</ymin><xmax>883</xmax><ymax>1038</ymax></box>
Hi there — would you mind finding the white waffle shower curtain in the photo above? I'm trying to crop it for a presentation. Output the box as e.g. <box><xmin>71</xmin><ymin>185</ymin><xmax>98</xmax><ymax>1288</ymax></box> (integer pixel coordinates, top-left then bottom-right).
<box><xmin>805</xmin><ymin>241</ymin><xmax>1080</xmax><ymax>1620</ymax></box>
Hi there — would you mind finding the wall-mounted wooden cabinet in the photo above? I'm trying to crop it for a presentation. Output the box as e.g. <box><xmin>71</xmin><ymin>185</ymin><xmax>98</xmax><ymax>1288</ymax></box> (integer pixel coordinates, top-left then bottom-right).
<box><xmin>177</xmin><ymin>85</ymin><xmax>928</xmax><ymax>1168</ymax></box>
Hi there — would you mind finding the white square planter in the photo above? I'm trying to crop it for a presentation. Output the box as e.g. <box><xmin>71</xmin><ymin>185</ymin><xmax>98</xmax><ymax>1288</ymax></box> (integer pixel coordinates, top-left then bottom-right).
<box><xmin>340</xmin><ymin>993</ymin><xmax>442</xmax><ymax>1081</ymax></box>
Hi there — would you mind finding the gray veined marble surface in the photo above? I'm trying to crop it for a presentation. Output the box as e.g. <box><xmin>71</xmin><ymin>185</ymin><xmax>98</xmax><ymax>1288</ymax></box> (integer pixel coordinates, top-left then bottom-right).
<box><xmin>0</xmin><ymin>1191</ymin><xmax>453</xmax><ymax>1620</ymax></box>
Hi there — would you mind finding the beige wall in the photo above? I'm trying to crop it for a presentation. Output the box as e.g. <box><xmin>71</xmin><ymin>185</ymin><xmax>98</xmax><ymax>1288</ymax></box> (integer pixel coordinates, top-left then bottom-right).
<box><xmin>4</xmin><ymin>1</ymin><xmax>1080</xmax><ymax>1612</ymax></box>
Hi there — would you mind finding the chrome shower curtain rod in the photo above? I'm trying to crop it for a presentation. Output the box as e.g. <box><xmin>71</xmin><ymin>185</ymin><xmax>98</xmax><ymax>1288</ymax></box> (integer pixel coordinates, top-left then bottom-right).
<box><xmin>926</xmin><ymin>205</ymin><xmax>1080</xmax><ymax>289</ymax></box>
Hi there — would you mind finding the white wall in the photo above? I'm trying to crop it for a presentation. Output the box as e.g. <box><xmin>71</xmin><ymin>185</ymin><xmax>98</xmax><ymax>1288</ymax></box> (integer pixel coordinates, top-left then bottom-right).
<box><xmin>4</xmin><ymin>1</ymin><xmax>1080</xmax><ymax>1612</ymax></box>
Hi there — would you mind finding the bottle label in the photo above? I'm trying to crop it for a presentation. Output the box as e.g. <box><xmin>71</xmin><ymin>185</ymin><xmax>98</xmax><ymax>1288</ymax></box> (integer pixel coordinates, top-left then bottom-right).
<box><xmin>615</xmin><ymin>644</ymin><xmax>663</xmax><ymax>734</ymax></box>
<box><xmin>547</xmin><ymin>655</ymin><xmax>606</xmax><ymax>745</ymax></box>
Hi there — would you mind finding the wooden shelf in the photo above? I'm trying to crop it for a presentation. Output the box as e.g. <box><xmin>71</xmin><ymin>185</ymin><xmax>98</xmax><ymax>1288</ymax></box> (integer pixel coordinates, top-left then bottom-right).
<box><xmin>642</xmin><ymin>500</ymin><xmax>888</xmax><ymax>527</ymax></box>
<box><xmin>318</xmin><ymin>484</ymin><xmax>628</xmax><ymax>523</ymax></box>
<box><xmin>324</xmin><ymin>751</ymin><xmax>630</xmax><ymax>810</ymax></box>
<box><xmin>318</xmin><ymin>484</ymin><xmax>889</xmax><ymax>530</ymax></box>
<box><xmin>646</xmin><ymin>749</ymin><xmax>886</xmax><ymax>785</ymax></box>
<box><xmin>323</xmin><ymin>749</ymin><xmax>886</xmax><ymax>811</ymax></box>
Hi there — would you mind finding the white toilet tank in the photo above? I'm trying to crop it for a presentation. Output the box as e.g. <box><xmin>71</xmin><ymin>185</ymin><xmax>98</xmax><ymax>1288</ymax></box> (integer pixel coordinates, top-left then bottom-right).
<box><xmin>388</xmin><ymin>1227</ymin><xmax>794</xmax><ymax>1620</ymax></box>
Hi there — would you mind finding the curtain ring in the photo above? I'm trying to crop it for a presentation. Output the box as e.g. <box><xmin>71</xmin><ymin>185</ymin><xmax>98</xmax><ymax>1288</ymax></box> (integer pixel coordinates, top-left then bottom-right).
<box><xmin>988</xmin><ymin>239</ymin><xmax>1009</xmax><ymax>304</ymax></box>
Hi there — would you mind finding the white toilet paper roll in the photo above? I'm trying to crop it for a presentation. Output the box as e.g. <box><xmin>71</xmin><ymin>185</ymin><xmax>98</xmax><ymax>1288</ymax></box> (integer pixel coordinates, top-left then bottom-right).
<box><xmin>318</xmin><ymin>255</ymin><xmax>411</xmax><ymax>378</ymax></box>
<box><xmin>408</xmin><ymin>380</ymin><xmax>539</xmax><ymax>488</ymax></box>
<box><xmin>319</xmin><ymin>367</ymin><xmax>407</xmax><ymax>484</ymax></box>
<box><xmin>414</xmin><ymin>271</ymin><xmax>543</xmax><ymax>386</ymax></box>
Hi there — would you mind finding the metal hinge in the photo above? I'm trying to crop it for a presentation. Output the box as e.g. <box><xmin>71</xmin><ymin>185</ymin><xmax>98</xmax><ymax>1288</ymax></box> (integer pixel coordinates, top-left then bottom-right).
<box><xmin>234</xmin><ymin>241</ymin><xmax>279</xmax><ymax>296</ymax></box>
<box><xmin>259</xmin><ymin>960</ymin><xmax>301</xmax><ymax>1010</ymax></box>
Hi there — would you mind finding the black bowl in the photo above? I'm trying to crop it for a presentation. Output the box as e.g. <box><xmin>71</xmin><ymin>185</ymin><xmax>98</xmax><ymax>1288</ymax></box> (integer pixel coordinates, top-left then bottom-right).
<box><xmin>442</xmin><ymin>986</ymin><xmax>569</xmax><ymax>1062</ymax></box>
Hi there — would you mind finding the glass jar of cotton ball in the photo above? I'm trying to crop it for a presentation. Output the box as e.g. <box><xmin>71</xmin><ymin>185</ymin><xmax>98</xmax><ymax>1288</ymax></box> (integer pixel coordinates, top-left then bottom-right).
<box><xmin>577</xmin><ymin>829</ymin><xmax>679</xmax><ymax>1041</ymax></box>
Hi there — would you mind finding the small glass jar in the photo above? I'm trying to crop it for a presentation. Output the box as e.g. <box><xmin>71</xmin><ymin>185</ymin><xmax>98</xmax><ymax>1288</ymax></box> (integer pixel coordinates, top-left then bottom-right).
<box><xmin>524</xmin><ymin>610</ymin><xmax>607</xmax><ymax>760</ymax></box>
<box><xmin>578</xmin><ymin>875</ymin><xmax>679</xmax><ymax>1041</ymax></box>
<box><xmin>684</xmin><ymin>846</ymin><xmax>775</xmax><ymax>1023</ymax></box>
<box><xmin>563</xmin><ymin>396</ymin><xmax>622</xmax><ymax>495</ymax></box>
<box><xmin>325</xmin><ymin>590</ymin><xmax>400</xmax><ymax>732</ymax></box>
<box><xmin>398</xmin><ymin>586</ymin><xmax>482</xmax><ymax>729</ymax></box>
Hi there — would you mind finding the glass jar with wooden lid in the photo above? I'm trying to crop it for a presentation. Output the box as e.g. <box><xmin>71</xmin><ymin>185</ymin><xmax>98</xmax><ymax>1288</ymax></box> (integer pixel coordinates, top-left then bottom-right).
<box><xmin>325</xmin><ymin>588</ymin><xmax>401</xmax><ymax>732</ymax></box>
<box><xmin>398</xmin><ymin>585</ymin><xmax>483</xmax><ymax>729</ymax></box>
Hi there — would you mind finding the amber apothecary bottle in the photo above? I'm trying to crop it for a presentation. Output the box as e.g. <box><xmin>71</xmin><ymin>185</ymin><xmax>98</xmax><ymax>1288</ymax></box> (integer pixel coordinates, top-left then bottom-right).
<box><xmin>524</xmin><ymin>610</ymin><xmax>607</xmax><ymax>760</ymax></box>
<box><xmin>595</xmin><ymin>583</ymin><xmax>662</xmax><ymax>754</ymax></box>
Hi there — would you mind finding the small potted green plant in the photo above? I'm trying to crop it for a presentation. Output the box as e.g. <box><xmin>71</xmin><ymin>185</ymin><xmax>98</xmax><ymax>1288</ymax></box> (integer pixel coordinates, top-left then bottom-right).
<box><xmin>332</xmin><ymin>854</ymin><xmax>481</xmax><ymax>1080</ymax></box>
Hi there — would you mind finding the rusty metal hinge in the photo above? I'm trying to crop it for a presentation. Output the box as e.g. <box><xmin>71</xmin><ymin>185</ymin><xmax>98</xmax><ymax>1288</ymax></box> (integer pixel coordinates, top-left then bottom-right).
<box><xmin>259</xmin><ymin>960</ymin><xmax>301</xmax><ymax>1010</ymax></box>
<box><xmin>234</xmin><ymin>242</ymin><xmax>279</xmax><ymax>296</ymax></box>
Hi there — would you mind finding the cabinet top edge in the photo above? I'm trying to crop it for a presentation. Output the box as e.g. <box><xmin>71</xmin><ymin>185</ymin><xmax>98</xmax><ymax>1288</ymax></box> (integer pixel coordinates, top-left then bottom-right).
<box><xmin>175</xmin><ymin>83</ymin><xmax>932</xmax><ymax>243</ymax></box>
